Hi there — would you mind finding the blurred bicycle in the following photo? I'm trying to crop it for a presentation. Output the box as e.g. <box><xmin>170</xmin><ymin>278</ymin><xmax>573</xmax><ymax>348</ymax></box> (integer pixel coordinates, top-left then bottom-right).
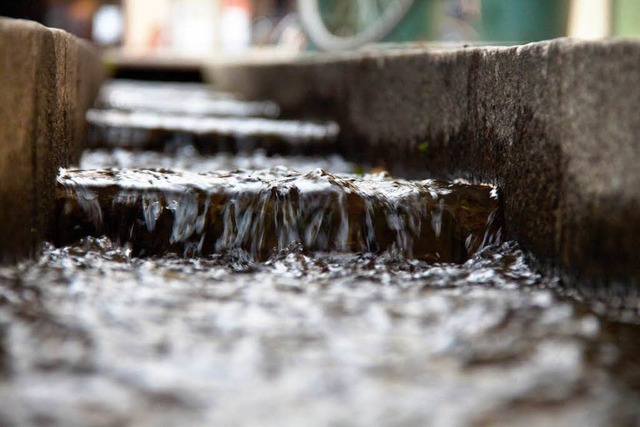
<box><xmin>297</xmin><ymin>0</ymin><xmax>416</xmax><ymax>51</ymax></box>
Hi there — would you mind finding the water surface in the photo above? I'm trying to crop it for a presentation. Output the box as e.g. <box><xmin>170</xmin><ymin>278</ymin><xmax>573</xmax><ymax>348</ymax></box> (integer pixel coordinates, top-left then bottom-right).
<box><xmin>0</xmin><ymin>238</ymin><xmax>638</xmax><ymax>426</ymax></box>
<box><xmin>1</xmin><ymin>80</ymin><xmax>639</xmax><ymax>426</ymax></box>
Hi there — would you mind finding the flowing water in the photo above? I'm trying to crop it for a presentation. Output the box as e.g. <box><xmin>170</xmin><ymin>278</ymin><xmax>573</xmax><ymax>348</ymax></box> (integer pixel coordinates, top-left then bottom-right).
<box><xmin>0</xmin><ymin>80</ymin><xmax>639</xmax><ymax>426</ymax></box>
<box><xmin>55</xmin><ymin>167</ymin><xmax>500</xmax><ymax>262</ymax></box>
<box><xmin>86</xmin><ymin>80</ymin><xmax>338</xmax><ymax>156</ymax></box>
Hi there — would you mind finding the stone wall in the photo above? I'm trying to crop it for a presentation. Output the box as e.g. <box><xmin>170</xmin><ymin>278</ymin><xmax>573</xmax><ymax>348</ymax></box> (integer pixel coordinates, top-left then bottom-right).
<box><xmin>210</xmin><ymin>39</ymin><xmax>640</xmax><ymax>289</ymax></box>
<box><xmin>0</xmin><ymin>19</ymin><xmax>103</xmax><ymax>263</ymax></box>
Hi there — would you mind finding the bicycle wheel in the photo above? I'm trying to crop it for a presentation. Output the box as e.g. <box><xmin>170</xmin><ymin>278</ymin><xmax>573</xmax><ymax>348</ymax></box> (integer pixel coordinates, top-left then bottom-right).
<box><xmin>297</xmin><ymin>0</ymin><xmax>416</xmax><ymax>51</ymax></box>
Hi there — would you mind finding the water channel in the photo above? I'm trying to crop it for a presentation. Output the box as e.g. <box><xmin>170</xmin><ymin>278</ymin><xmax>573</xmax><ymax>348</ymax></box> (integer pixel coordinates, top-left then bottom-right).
<box><xmin>0</xmin><ymin>81</ymin><xmax>639</xmax><ymax>426</ymax></box>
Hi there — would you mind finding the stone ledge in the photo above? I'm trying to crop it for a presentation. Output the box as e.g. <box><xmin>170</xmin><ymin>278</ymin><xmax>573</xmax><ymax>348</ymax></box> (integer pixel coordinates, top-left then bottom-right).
<box><xmin>209</xmin><ymin>39</ymin><xmax>640</xmax><ymax>290</ymax></box>
<box><xmin>0</xmin><ymin>18</ymin><xmax>104</xmax><ymax>263</ymax></box>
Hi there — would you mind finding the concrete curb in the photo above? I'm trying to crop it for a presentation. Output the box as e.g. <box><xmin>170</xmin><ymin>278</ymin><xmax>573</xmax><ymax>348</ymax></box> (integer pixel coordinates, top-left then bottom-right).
<box><xmin>0</xmin><ymin>19</ymin><xmax>104</xmax><ymax>263</ymax></box>
<box><xmin>209</xmin><ymin>39</ymin><xmax>640</xmax><ymax>289</ymax></box>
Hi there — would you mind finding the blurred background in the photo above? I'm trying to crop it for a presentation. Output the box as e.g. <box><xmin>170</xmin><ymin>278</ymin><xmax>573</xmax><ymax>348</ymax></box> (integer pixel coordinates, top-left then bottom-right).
<box><xmin>2</xmin><ymin>0</ymin><xmax>639</xmax><ymax>56</ymax></box>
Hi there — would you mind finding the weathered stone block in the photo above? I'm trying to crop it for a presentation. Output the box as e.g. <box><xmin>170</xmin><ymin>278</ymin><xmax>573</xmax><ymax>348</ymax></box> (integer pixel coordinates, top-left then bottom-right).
<box><xmin>0</xmin><ymin>19</ymin><xmax>103</xmax><ymax>263</ymax></box>
<box><xmin>209</xmin><ymin>40</ymin><xmax>640</xmax><ymax>289</ymax></box>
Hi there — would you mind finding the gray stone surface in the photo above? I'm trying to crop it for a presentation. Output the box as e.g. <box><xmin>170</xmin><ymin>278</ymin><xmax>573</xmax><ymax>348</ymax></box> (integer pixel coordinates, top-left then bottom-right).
<box><xmin>209</xmin><ymin>40</ymin><xmax>640</xmax><ymax>290</ymax></box>
<box><xmin>0</xmin><ymin>19</ymin><xmax>103</xmax><ymax>263</ymax></box>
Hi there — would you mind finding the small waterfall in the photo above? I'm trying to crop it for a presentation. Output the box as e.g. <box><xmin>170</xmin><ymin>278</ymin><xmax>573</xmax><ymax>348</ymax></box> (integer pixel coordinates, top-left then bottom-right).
<box><xmin>56</xmin><ymin>167</ymin><xmax>502</xmax><ymax>263</ymax></box>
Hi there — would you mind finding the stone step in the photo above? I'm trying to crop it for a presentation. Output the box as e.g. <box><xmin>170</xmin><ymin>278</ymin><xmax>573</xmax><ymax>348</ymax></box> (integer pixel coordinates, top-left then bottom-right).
<box><xmin>95</xmin><ymin>79</ymin><xmax>281</xmax><ymax>118</ymax></box>
<box><xmin>87</xmin><ymin>109</ymin><xmax>339</xmax><ymax>156</ymax></box>
<box><xmin>55</xmin><ymin>168</ymin><xmax>501</xmax><ymax>262</ymax></box>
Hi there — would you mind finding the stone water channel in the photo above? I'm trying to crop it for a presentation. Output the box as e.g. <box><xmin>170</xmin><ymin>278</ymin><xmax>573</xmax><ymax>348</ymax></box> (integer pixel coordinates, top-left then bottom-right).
<box><xmin>1</xmin><ymin>80</ymin><xmax>640</xmax><ymax>426</ymax></box>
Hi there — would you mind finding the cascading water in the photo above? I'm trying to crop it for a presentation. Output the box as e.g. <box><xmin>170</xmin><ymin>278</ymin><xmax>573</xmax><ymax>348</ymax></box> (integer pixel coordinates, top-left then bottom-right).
<box><xmin>0</xmin><ymin>80</ymin><xmax>639</xmax><ymax>426</ymax></box>
<box><xmin>55</xmin><ymin>167</ymin><xmax>501</xmax><ymax>262</ymax></box>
